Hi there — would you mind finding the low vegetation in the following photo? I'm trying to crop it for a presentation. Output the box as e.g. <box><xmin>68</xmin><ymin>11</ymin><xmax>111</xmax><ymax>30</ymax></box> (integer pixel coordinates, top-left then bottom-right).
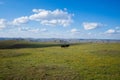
<box><xmin>0</xmin><ymin>40</ymin><xmax>120</xmax><ymax>80</ymax></box>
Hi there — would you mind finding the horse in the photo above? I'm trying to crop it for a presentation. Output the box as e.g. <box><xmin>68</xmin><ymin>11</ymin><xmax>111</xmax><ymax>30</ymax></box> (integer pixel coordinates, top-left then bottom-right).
<box><xmin>61</xmin><ymin>44</ymin><xmax>70</xmax><ymax>48</ymax></box>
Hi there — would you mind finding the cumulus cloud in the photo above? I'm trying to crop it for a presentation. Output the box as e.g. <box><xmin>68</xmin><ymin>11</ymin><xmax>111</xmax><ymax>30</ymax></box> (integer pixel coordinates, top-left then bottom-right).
<box><xmin>105</xmin><ymin>29</ymin><xmax>116</xmax><ymax>34</ymax></box>
<box><xmin>71</xmin><ymin>28</ymin><xmax>77</xmax><ymax>33</ymax></box>
<box><xmin>105</xmin><ymin>28</ymin><xmax>120</xmax><ymax>34</ymax></box>
<box><xmin>70</xmin><ymin>28</ymin><xmax>80</xmax><ymax>33</ymax></box>
<box><xmin>2</xmin><ymin>8</ymin><xmax>73</xmax><ymax>28</ymax></box>
<box><xmin>0</xmin><ymin>19</ymin><xmax>7</xmax><ymax>29</ymax></box>
<box><xmin>29</xmin><ymin>9</ymin><xmax>73</xmax><ymax>27</ymax></box>
<box><xmin>12</xmin><ymin>16</ymin><xmax>29</xmax><ymax>25</ymax></box>
<box><xmin>83</xmin><ymin>22</ymin><xmax>103</xmax><ymax>30</ymax></box>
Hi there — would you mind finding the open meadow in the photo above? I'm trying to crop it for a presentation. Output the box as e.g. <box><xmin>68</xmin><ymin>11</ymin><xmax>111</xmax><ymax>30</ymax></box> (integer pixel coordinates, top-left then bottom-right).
<box><xmin>0</xmin><ymin>40</ymin><xmax>120</xmax><ymax>80</ymax></box>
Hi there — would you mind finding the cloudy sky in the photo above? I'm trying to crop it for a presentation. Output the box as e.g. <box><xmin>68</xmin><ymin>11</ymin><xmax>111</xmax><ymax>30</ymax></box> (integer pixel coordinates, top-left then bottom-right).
<box><xmin>0</xmin><ymin>0</ymin><xmax>120</xmax><ymax>39</ymax></box>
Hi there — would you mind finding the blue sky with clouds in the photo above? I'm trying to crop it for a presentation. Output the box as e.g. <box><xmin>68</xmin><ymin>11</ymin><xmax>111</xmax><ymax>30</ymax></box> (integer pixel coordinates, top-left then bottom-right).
<box><xmin>0</xmin><ymin>0</ymin><xmax>120</xmax><ymax>39</ymax></box>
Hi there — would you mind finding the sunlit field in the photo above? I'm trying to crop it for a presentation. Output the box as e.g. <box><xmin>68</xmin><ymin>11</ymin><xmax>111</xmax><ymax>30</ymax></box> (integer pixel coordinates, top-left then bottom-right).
<box><xmin>0</xmin><ymin>41</ymin><xmax>120</xmax><ymax>80</ymax></box>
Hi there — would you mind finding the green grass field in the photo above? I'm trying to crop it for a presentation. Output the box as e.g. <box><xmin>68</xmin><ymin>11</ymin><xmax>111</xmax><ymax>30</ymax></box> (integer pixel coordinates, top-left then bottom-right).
<box><xmin>0</xmin><ymin>40</ymin><xmax>120</xmax><ymax>80</ymax></box>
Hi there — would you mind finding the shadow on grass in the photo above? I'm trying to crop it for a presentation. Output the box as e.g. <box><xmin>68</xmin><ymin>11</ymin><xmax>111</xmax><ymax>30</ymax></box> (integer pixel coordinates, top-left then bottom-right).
<box><xmin>0</xmin><ymin>43</ymin><xmax>62</xmax><ymax>49</ymax></box>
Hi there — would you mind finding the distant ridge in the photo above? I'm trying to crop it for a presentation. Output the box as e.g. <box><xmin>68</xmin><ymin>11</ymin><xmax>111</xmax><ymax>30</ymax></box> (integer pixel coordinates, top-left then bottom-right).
<box><xmin>0</xmin><ymin>37</ymin><xmax>120</xmax><ymax>43</ymax></box>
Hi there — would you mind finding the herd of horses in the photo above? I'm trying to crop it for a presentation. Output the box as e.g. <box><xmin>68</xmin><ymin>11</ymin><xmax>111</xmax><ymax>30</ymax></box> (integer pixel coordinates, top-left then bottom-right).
<box><xmin>61</xmin><ymin>44</ymin><xmax>70</xmax><ymax>48</ymax></box>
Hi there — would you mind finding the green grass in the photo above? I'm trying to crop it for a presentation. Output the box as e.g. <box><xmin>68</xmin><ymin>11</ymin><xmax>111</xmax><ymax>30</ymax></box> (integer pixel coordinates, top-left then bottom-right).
<box><xmin>0</xmin><ymin>41</ymin><xmax>120</xmax><ymax>80</ymax></box>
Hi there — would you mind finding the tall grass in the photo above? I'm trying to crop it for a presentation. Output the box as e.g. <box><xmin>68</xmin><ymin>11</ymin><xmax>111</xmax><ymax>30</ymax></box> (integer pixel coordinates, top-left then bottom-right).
<box><xmin>0</xmin><ymin>42</ymin><xmax>120</xmax><ymax>80</ymax></box>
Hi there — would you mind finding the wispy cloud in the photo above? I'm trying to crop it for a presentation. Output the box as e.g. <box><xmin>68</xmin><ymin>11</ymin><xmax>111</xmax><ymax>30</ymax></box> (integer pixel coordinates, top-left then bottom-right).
<box><xmin>105</xmin><ymin>28</ymin><xmax>120</xmax><ymax>34</ymax></box>
<box><xmin>19</xmin><ymin>27</ymin><xmax>47</xmax><ymax>33</ymax></box>
<box><xmin>82</xmin><ymin>22</ymin><xmax>104</xmax><ymax>30</ymax></box>
<box><xmin>105</xmin><ymin>29</ymin><xmax>116</xmax><ymax>34</ymax></box>
<box><xmin>70</xmin><ymin>28</ymin><xmax>80</xmax><ymax>33</ymax></box>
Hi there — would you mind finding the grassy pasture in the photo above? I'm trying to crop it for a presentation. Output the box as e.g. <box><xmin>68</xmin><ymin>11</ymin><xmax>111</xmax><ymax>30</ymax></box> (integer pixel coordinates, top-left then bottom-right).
<box><xmin>0</xmin><ymin>40</ymin><xmax>120</xmax><ymax>80</ymax></box>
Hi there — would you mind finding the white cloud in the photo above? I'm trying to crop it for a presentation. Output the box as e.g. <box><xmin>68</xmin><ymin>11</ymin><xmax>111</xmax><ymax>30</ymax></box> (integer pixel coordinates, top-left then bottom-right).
<box><xmin>0</xmin><ymin>19</ymin><xmax>7</xmax><ymax>29</ymax></box>
<box><xmin>1</xmin><ymin>9</ymin><xmax>73</xmax><ymax>28</ymax></box>
<box><xmin>19</xmin><ymin>27</ymin><xmax>47</xmax><ymax>33</ymax></box>
<box><xmin>30</xmin><ymin>9</ymin><xmax>49</xmax><ymax>20</ymax></box>
<box><xmin>71</xmin><ymin>28</ymin><xmax>77</xmax><ymax>33</ymax></box>
<box><xmin>105</xmin><ymin>29</ymin><xmax>116</xmax><ymax>34</ymax></box>
<box><xmin>28</xmin><ymin>29</ymin><xmax>40</xmax><ymax>32</ymax></box>
<box><xmin>83</xmin><ymin>22</ymin><xmax>103</xmax><ymax>30</ymax></box>
<box><xmin>12</xmin><ymin>16</ymin><xmax>29</xmax><ymax>25</ymax></box>
<box><xmin>70</xmin><ymin>28</ymin><xmax>80</xmax><ymax>33</ymax></box>
<box><xmin>28</xmin><ymin>28</ymin><xmax>47</xmax><ymax>32</ymax></box>
<box><xmin>19</xmin><ymin>27</ymin><xmax>39</xmax><ymax>32</ymax></box>
<box><xmin>29</xmin><ymin>9</ymin><xmax>73</xmax><ymax>27</ymax></box>
<box><xmin>18</xmin><ymin>27</ymin><xmax>30</xmax><ymax>31</ymax></box>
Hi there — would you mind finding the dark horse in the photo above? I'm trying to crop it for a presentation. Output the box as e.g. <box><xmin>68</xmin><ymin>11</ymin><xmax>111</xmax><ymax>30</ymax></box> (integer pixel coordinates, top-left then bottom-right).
<box><xmin>61</xmin><ymin>44</ymin><xmax>70</xmax><ymax>48</ymax></box>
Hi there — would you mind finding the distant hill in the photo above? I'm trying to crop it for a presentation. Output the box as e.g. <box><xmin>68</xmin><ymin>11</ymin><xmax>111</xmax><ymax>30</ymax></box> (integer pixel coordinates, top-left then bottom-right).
<box><xmin>0</xmin><ymin>37</ymin><xmax>120</xmax><ymax>43</ymax></box>
<box><xmin>0</xmin><ymin>40</ymin><xmax>61</xmax><ymax>49</ymax></box>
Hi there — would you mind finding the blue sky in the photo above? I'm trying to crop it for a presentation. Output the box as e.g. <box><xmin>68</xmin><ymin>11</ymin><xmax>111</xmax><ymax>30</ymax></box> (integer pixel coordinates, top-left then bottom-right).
<box><xmin>0</xmin><ymin>0</ymin><xmax>120</xmax><ymax>39</ymax></box>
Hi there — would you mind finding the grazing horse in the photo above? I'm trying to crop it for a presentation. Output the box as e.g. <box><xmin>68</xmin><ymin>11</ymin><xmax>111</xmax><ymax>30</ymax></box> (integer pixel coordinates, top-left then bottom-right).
<box><xmin>61</xmin><ymin>44</ymin><xmax>70</xmax><ymax>48</ymax></box>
